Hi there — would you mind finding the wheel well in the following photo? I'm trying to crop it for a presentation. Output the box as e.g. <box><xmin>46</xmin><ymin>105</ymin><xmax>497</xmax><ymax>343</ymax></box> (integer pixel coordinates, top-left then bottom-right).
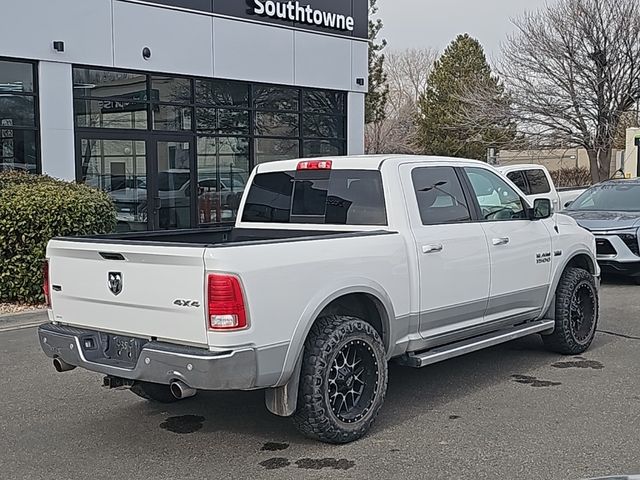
<box><xmin>316</xmin><ymin>293</ymin><xmax>389</xmax><ymax>352</ymax></box>
<box><xmin>566</xmin><ymin>254</ymin><xmax>596</xmax><ymax>274</ymax></box>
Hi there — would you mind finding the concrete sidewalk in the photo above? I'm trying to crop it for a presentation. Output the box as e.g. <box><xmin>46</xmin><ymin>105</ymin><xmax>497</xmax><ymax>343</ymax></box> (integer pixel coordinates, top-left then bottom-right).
<box><xmin>0</xmin><ymin>309</ymin><xmax>47</xmax><ymax>331</ymax></box>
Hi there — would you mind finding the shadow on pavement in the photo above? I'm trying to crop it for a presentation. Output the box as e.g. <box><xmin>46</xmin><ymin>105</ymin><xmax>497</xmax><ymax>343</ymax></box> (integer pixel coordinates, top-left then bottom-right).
<box><xmin>89</xmin><ymin>333</ymin><xmax>612</xmax><ymax>447</ymax></box>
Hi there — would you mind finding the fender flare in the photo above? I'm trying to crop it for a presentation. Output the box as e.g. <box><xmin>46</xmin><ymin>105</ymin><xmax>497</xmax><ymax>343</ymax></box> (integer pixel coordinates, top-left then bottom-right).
<box><xmin>541</xmin><ymin>248</ymin><xmax>598</xmax><ymax>319</ymax></box>
<box><xmin>281</xmin><ymin>278</ymin><xmax>396</xmax><ymax>385</ymax></box>
<box><xmin>265</xmin><ymin>279</ymin><xmax>396</xmax><ymax>417</ymax></box>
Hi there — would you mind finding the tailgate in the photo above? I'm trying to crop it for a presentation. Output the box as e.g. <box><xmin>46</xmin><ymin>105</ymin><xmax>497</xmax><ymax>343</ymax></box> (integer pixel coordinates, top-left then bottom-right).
<box><xmin>47</xmin><ymin>239</ymin><xmax>208</xmax><ymax>346</ymax></box>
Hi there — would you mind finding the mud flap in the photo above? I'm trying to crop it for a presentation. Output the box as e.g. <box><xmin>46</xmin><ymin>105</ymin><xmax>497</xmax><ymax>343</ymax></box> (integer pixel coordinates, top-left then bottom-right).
<box><xmin>264</xmin><ymin>354</ymin><xmax>303</xmax><ymax>417</ymax></box>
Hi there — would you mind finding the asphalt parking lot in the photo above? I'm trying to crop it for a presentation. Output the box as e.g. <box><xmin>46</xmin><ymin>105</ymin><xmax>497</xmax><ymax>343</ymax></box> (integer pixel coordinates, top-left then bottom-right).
<box><xmin>1</xmin><ymin>277</ymin><xmax>639</xmax><ymax>480</ymax></box>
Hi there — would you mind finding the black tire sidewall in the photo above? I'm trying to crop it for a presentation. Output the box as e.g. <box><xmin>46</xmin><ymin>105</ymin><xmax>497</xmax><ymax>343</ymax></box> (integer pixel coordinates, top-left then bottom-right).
<box><xmin>321</xmin><ymin>328</ymin><xmax>386</xmax><ymax>432</ymax></box>
<box><xmin>294</xmin><ymin>316</ymin><xmax>388</xmax><ymax>443</ymax></box>
<box><xmin>548</xmin><ymin>267</ymin><xmax>599</xmax><ymax>354</ymax></box>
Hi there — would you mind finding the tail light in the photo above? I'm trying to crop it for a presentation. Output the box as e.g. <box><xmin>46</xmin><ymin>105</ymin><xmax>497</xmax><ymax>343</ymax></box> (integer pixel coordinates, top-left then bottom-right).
<box><xmin>43</xmin><ymin>260</ymin><xmax>51</xmax><ymax>308</ymax></box>
<box><xmin>207</xmin><ymin>273</ymin><xmax>247</xmax><ymax>331</ymax></box>
<box><xmin>297</xmin><ymin>160</ymin><xmax>332</xmax><ymax>170</ymax></box>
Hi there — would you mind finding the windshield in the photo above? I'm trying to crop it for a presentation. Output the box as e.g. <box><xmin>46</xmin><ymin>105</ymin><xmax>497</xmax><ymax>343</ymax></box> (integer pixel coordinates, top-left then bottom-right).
<box><xmin>568</xmin><ymin>183</ymin><xmax>640</xmax><ymax>212</ymax></box>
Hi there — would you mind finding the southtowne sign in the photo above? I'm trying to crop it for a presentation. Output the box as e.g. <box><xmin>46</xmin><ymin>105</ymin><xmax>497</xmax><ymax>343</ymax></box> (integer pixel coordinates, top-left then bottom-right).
<box><xmin>253</xmin><ymin>0</ymin><xmax>355</xmax><ymax>31</ymax></box>
<box><xmin>141</xmin><ymin>0</ymin><xmax>368</xmax><ymax>38</ymax></box>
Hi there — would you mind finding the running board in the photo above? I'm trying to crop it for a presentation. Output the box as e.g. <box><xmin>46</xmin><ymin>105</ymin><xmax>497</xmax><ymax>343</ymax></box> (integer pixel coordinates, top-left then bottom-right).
<box><xmin>400</xmin><ymin>320</ymin><xmax>555</xmax><ymax>368</ymax></box>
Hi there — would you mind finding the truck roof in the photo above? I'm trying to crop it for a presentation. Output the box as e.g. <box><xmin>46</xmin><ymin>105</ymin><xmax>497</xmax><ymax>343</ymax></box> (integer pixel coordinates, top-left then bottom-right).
<box><xmin>255</xmin><ymin>155</ymin><xmax>488</xmax><ymax>173</ymax></box>
<box><xmin>496</xmin><ymin>164</ymin><xmax>549</xmax><ymax>172</ymax></box>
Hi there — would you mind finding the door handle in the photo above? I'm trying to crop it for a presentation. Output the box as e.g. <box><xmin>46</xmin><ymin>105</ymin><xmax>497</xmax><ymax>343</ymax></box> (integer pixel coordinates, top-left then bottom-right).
<box><xmin>422</xmin><ymin>244</ymin><xmax>443</xmax><ymax>254</ymax></box>
<box><xmin>492</xmin><ymin>237</ymin><xmax>510</xmax><ymax>246</ymax></box>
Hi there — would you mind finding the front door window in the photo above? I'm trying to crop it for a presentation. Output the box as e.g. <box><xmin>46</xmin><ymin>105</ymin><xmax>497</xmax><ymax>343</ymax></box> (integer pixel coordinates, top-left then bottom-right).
<box><xmin>465</xmin><ymin>167</ymin><xmax>527</xmax><ymax>221</ymax></box>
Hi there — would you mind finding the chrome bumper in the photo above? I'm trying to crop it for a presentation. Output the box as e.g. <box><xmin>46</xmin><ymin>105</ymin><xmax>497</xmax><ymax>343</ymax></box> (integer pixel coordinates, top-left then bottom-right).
<box><xmin>38</xmin><ymin>323</ymin><xmax>257</xmax><ymax>390</ymax></box>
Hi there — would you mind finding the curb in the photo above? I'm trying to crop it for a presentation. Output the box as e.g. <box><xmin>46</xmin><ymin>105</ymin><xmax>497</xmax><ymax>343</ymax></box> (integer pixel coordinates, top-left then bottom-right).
<box><xmin>0</xmin><ymin>309</ymin><xmax>47</xmax><ymax>326</ymax></box>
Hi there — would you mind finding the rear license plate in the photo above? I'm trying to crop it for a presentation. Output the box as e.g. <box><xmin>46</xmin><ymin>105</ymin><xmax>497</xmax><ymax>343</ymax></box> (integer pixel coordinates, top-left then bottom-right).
<box><xmin>105</xmin><ymin>335</ymin><xmax>143</xmax><ymax>366</ymax></box>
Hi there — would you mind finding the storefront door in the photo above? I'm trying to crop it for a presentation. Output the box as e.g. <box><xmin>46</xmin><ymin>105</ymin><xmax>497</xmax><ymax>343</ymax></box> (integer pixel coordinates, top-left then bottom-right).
<box><xmin>148</xmin><ymin>136</ymin><xmax>195</xmax><ymax>230</ymax></box>
<box><xmin>76</xmin><ymin>134</ymin><xmax>195</xmax><ymax>232</ymax></box>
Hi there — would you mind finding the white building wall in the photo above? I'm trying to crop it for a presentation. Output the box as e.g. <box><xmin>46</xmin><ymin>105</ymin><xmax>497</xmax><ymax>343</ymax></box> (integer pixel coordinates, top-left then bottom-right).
<box><xmin>347</xmin><ymin>93</ymin><xmax>365</xmax><ymax>155</ymax></box>
<box><xmin>0</xmin><ymin>0</ymin><xmax>113</xmax><ymax>66</ymax></box>
<box><xmin>38</xmin><ymin>62</ymin><xmax>75</xmax><ymax>180</ymax></box>
<box><xmin>213</xmin><ymin>18</ymin><xmax>295</xmax><ymax>85</ymax></box>
<box><xmin>113</xmin><ymin>2</ymin><xmax>214</xmax><ymax>77</ymax></box>
<box><xmin>0</xmin><ymin>0</ymin><xmax>368</xmax><ymax>174</ymax></box>
<box><xmin>294</xmin><ymin>32</ymin><xmax>352</xmax><ymax>90</ymax></box>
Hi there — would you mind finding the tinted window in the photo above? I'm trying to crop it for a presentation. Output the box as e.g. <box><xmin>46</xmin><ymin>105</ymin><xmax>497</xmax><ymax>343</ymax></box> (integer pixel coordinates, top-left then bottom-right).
<box><xmin>196</xmin><ymin>108</ymin><xmax>249</xmax><ymax>134</ymax></box>
<box><xmin>303</xmin><ymin>139</ymin><xmax>344</xmax><ymax>157</ymax></box>
<box><xmin>0</xmin><ymin>60</ymin><xmax>34</xmax><ymax>92</ymax></box>
<box><xmin>466</xmin><ymin>167</ymin><xmax>526</xmax><ymax>221</ymax></box>
<box><xmin>525</xmin><ymin>169</ymin><xmax>551</xmax><ymax>194</ymax></box>
<box><xmin>242</xmin><ymin>172</ymin><xmax>295</xmax><ymax>223</ymax></box>
<box><xmin>196</xmin><ymin>79</ymin><xmax>249</xmax><ymax>107</ymax></box>
<box><xmin>303</xmin><ymin>114</ymin><xmax>345</xmax><ymax>139</ymax></box>
<box><xmin>242</xmin><ymin>170</ymin><xmax>387</xmax><ymax>225</ymax></box>
<box><xmin>255</xmin><ymin>138</ymin><xmax>299</xmax><ymax>164</ymax></box>
<box><xmin>303</xmin><ymin>90</ymin><xmax>345</xmax><ymax>114</ymax></box>
<box><xmin>507</xmin><ymin>171</ymin><xmax>528</xmax><ymax>193</ymax></box>
<box><xmin>292</xmin><ymin>173</ymin><xmax>329</xmax><ymax>219</ymax></box>
<box><xmin>568</xmin><ymin>183</ymin><xmax>640</xmax><ymax>212</ymax></box>
<box><xmin>325</xmin><ymin>171</ymin><xmax>387</xmax><ymax>225</ymax></box>
<box><xmin>151</xmin><ymin>76</ymin><xmax>192</xmax><ymax>103</ymax></box>
<box><xmin>157</xmin><ymin>172</ymin><xmax>190</xmax><ymax>192</ymax></box>
<box><xmin>255</xmin><ymin>112</ymin><xmax>299</xmax><ymax>137</ymax></box>
<box><xmin>253</xmin><ymin>86</ymin><xmax>299</xmax><ymax>111</ymax></box>
<box><xmin>411</xmin><ymin>167</ymin><xmax>471</xmax><ymax>225</ymax></box>
<box><xmin>0</xmin><ymin>59</ymin><xmax>38</xmax><ymax>173</ymax></box>
<box><xmin>73</xmin><ymin>68</ymin><xmax>147</xmax><ymax>99</ymax></box>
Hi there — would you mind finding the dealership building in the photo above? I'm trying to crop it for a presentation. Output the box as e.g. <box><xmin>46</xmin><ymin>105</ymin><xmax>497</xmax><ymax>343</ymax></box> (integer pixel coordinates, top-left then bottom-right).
<box><xmin>0</xmin><ymin>0</ymin><xmax>368</xmax><ymax>230</ymax></box>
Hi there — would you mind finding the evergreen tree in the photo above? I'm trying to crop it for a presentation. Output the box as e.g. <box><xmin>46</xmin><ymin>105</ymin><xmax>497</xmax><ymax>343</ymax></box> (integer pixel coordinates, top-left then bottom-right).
<box><xmin>416</xmin><ymin>34</ymin><xmax>512</xmax><ymax>160</ymax></box>
<box><xmin>365</xmin><ymin>0</ymin><xmax>388</xmax><ymax>125</ymax></box>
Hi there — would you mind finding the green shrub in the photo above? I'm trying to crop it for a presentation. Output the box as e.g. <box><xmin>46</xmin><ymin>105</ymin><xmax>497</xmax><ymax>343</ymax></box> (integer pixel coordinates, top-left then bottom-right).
<box><xmin>549</xmin><ymin>167</ymin><xmax>591</xmax><ymax>188</ymax></box>
<box><xmin>0</xmin><ymin>171</ymin><xmax>116</xmax><ymax>303</ymax></box>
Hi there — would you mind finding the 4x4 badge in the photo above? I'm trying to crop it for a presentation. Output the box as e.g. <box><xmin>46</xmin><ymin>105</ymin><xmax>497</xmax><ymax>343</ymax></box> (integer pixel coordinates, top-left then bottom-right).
<box><xmin>108</xmin><ymin>272</ymin><xmax>123</xmax><ymax>296</ymax></box>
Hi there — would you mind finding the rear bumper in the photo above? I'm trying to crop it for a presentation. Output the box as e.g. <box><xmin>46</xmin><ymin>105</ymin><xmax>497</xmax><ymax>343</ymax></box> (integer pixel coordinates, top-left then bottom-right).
<box><xmin>38</xmin><ymin>323</ymin><xmax>257</xmax><ymax>390</ymax></box>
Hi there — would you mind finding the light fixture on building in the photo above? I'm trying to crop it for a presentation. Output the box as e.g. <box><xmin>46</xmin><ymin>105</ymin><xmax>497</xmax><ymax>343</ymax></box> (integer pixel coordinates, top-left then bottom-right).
<box><xmin>52</xmin><ymin>41</ymin><xmax>65</xmax><ymax>53</ymax></box>
<box><xmin>142</xmin><ymin>47</ymin><xmax>152</xmax><ymax>60</ymax></box>
<box><xmin>355</xmin><ymin>78</ymin><xmax>365</xmax><ymax>86</ymax></box>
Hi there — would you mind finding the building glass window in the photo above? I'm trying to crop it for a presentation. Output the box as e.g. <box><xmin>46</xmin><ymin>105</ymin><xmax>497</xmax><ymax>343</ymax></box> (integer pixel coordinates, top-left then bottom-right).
<box><xmin>0</xmin><ymin>59</ymin><xmax>39</xmax><ymax>173</ymax></box>
<box><xmin>73</xmin><ymin>66</ymin><xmax>347</xmax><ymax>227</ymax></box>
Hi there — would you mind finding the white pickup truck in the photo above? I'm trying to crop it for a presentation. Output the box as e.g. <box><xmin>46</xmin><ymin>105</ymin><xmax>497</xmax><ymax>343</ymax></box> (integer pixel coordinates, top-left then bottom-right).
<box><xmin>39</xmin><ymin>155</ymin><xmax>599</xmax><ymax>444</ymax></box>
<box><xmin>497</xmin><ymin>164</ymin><xmax>587</xmax><ymax>212</ymax></box>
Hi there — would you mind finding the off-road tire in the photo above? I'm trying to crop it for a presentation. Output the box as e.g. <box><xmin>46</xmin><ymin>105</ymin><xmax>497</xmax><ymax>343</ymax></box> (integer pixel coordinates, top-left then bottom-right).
<box><xmin>543</xmin><ymin>267</ymin><xmax>598</xmax><ymax>355</ymax></box>
<box><xmin>130</xmin><ymin>381</ymin><xmax>182</xmax><ymax>403</ymax></box>
<box><xmin>292</xmin><ymin>315</ymin><xmax>388</xmax><ymax>444</ymax></box>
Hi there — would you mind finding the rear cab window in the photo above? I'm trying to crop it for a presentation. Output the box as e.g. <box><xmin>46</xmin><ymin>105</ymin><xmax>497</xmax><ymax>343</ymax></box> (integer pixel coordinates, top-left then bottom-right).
<box><xmin>506</xmin><ymin>171</ymin><xmax>529</xmax><ymax>194</ymax></box>
<box><xmin>242</xmin><ymin>169</ymin><xmax>387</xmax><ymax>226</ymax></box>
<box><xmin>524</xmin><ymin>169</ymin><xmax>551</xmax><ymax>194</ymax></box>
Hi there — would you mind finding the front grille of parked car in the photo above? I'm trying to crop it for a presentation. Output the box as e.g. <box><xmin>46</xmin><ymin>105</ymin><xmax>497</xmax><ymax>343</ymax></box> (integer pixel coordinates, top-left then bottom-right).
<box><xmin>617</xmin><ymin>234</ymin><xmax>640</xmax><ymax>256</ymax></box>
<box><xmin>596</xmin><ymin>238</ymin><xmax>616</xmax><ymax>256</ymax></box>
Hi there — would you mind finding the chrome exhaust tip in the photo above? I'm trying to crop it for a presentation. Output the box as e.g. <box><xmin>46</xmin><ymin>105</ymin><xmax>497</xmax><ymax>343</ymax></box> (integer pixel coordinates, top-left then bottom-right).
<box><xmin>170</xmin><ymin>380</ymin><xmax>197</xmax><ymax>399</ymax></box>
<box><xmin>53</xmin><ymin>357</ymin><xmax>76</xmax><ymax>372</ymax></box>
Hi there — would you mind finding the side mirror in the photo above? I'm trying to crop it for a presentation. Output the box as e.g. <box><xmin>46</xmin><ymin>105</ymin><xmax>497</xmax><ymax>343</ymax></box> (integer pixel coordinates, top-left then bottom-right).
<box><xmin>531</xmin><ymin>198</ymin><xmax>552</xmax><ymax>220</ymax></box>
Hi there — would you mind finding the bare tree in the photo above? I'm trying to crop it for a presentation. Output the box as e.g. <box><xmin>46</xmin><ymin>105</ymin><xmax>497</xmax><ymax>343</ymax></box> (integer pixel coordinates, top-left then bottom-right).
<box><xmin>365</xmin><ymin>48</ymin><xmax>437</xmax><ymax>154</ymax></box>
<box><xmin>496</xmin><ymin>0</ymin><xmax>640</xmax><ymax>182</ymax></box>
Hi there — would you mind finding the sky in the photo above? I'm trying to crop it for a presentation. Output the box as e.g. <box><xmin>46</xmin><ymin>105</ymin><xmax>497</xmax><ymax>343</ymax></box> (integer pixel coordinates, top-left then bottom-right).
<box><xmin>376</xmin><ymin>0</ymin><xmax>552</xmax><ymax>60</ymax></box>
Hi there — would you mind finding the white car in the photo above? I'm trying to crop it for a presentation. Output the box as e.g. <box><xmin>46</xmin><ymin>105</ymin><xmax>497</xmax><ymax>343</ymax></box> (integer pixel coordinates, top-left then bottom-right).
<box><xmin>39</xmin><ymin>155</ymin><xmax>599</xmax><ymax>444</ymax></box>
<box><xmin>497</xmin><ymin>164</ymin><xmax>586</xmax><ymax>212</ymax></box>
